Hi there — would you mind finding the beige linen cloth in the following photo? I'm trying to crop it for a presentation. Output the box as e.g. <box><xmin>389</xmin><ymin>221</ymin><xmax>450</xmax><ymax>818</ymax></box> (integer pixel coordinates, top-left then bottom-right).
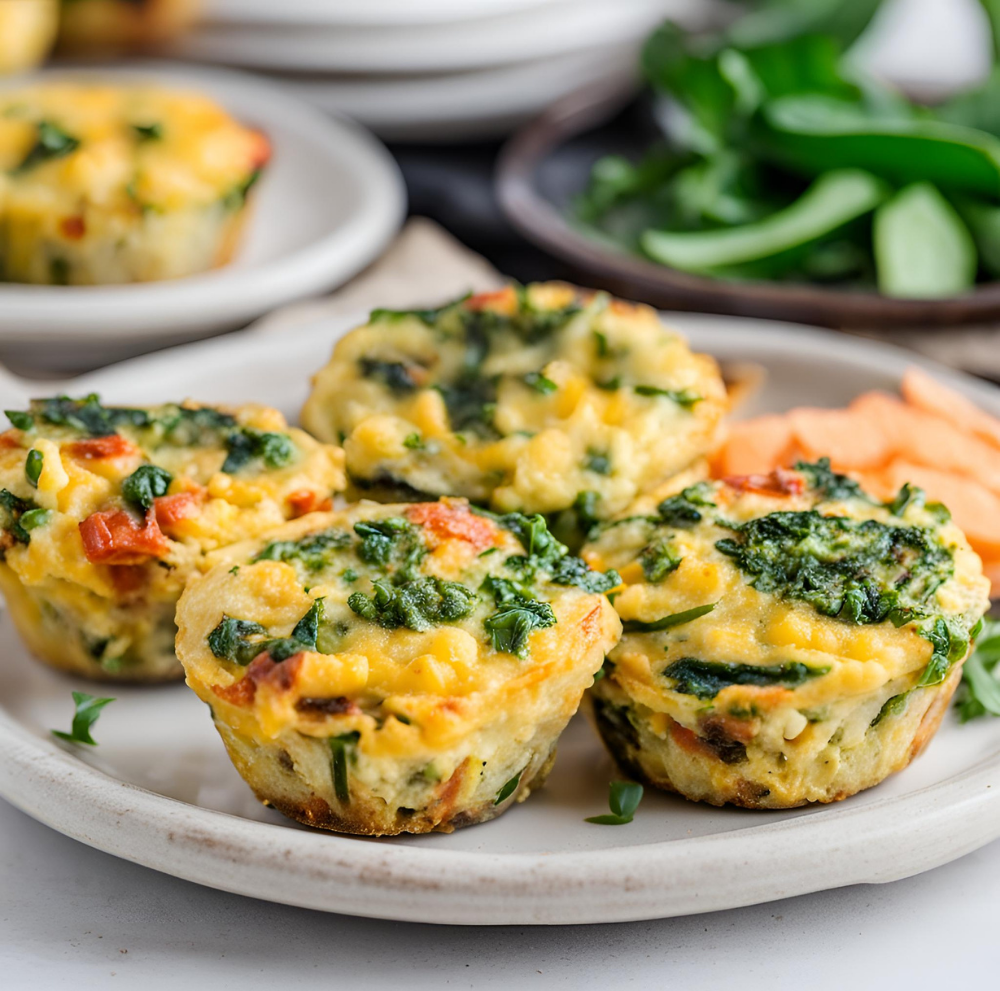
<box><xmin>253</xmin><ymin>217</ymin><xmax>999</xmax><ymax>380</ymax></box>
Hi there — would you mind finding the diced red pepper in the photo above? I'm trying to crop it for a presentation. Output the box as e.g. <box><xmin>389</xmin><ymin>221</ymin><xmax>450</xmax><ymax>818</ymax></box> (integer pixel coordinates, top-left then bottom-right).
<box><xmin>405</xmin><ymin>500</ymin><xmax>498</xmax><ymax>551</ymax></box>
<box><xmin>60</xmin><ymin>216</ymin><xmax>86</xmax><ymax>240</ymax></box>
<box><xmin>153</xmin><ymin>490</ymin><xmax>203</xmax><ymax>528</ymax></box>
<box><xmin>79</xmin><ymin>508</ymin><xmax>169</xmax><ymax>564</ymax></box>
<box><xmin>66</xmin><ymin>434</ymin><xmax>139</xmax><ymax>461</ymax></box>
<box><xmin>286</xmin><ymin>489</ymin><xmax>333</xmax><ymax>518</ymax></box>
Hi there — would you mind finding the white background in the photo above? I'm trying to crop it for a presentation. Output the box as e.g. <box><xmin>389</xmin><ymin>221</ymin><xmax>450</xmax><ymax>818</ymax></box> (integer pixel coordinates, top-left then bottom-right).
<box><xmin>3</xmin><ymin>0</ymin><xmax>998</xmax><ymax>985</ymax></box>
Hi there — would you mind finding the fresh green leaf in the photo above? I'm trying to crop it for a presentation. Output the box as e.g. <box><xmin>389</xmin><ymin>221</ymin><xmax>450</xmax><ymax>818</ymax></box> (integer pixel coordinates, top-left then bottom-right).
<box><xmin>623</xmin><ymin>602</ymin><xmax>716</xmax><ymax>633</ymax></box>
<box><xmin>586</xmin><ymin>780</ymin><xmax>644</xmax><ymax>825</ymax></box>
<box><xmin>494</xmin><ymin>769</ymin><xmax>523</xmax><ymax>805</ymax></box>
<box><xmin>24</xmin><ymin>449</ymin><xmax>43</xmax><ymax>488</ymax></box>
<box><xmin>51</xmin><ymin>691</ymin><xmax>115</xmax><ymax>746</ymax></box>
<box><xmin>917</xmin><ymin>618</ymin><xmax>969</xmax><ymax>687</ymax></box>
<box><xmin>121</xmin><ymin>464</ymin><xmax>172</xmax><ymax>511</ymax></box>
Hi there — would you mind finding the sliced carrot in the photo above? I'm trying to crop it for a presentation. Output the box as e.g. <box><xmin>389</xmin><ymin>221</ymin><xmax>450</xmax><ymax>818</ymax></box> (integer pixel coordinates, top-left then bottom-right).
<box><xmin>786</xmin><ymin>405</ymin><xmax>892</xmax><ymax>469</ymax></box>
<box><xmin>710</xmin><ymin>415</ymin><xmax>797</xmax><ymax>477</ymax></box>
<box><xmin>901</xmin><ymin>367</ymin><xmax>1000</xmax><ymax>451</ymax></box>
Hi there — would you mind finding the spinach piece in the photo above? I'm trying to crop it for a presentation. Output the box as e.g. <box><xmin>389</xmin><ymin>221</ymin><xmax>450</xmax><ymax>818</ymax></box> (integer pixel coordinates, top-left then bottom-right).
<box><xmin>132</xmin><ymin>122</ymin><xmax>162</xmax><ymax>141</ymax></box>
<box><xmin>494</xmin><ymin>769</ymin><xmax>523</xmax><ymax>805</ymax></box>
<box><xmin>639</xmin><ymin>536</ymin><xmax>682</xmax><ymax>582</ymax></box>
<box><xmin>482</xmin><ymin>576</ymin><xmax>556</xmax><ymax>658</ymax></box>
<box><xmin>524</xmin><ymin>371</ymin><xmax>558</xmax><ymax>395</ymax></box>
<box><xmin>917</xmin><ymin>618</ymin><xmax>969</xmax><ymax>687</ymax></box>
<box><xmin>347</xmin><ymin>577</ymin><xmax>476</xmax><ymax>632</ymax></box>
<box><xmin>633</xmin><ymin>385</ymin><xmax>702</xmax><ymax>408</ymax></box>
<box><xmin>586</xmin><ymin>449</ymin><xmax>612</xmax><ymax>475</ymax></box>
<box><xmin>154</xmin><ymin>406</ymin><xmax>238</xmax><ymax>446</ymax></box>
<box><xmin>222</xmin><ymin>428</ymin><xmax>294</xmax><ymax>474</ymax></box>
<box><xmin>657</xmin><ymin>483</ymin><xmax>716</xmax><ymax>527</ymax></box>
<box><xmin>436</xmin><ymin>374</ymin><xmax>498</xmax><ymax>436</ymax></box>
<box><xmin>403</xmin><ymin>432</ymin><xmax>425</xmax><ymax>450</ymax></box>
<box><xmin>121</xmin><ymin>465</ymin><xmax>172</xmax><ymax>511</ymax></box>
<box><xmin>354</xmin><ymin>517</ymin><xmax>426</xmax><ymax>580</ymax></box>
<box><xmin>871</xmin><ymin>691</ymin><xmax>910</xmax><ymax>727</ymax></box>
<box><xmin>369</xmin><ymin>296</ymin><xmax>467</xmax><ymax>325</ymax></box>
<box><xmin>887</xmin><ymin>481</ymin><xmax>925</xmax><ymax>516</ymax></box>
<box><xmin>51</xmin><ymin>691</ymin><xmax>114</xmax><ymax>746</ymax></box>
<box><xmin>24</xmin><ymin>449</ymin><xmax>43</xmax><ymax>488</ymax></box>
<box><xmin>359</xmin><ymin>357</ymin><xmax>423</xmax><ymax>394</ymax></box>
<box><xmin>956</xmin><ymin>618</ymin><xmax>1000</xmax><ymax>721</ymax></box>
<box><xmin>585</xmin><ymin>780</ymin><xmax>644</xmax><ymax>825</ymax></box>
<box><xmin>716</xmin><ymin>510</ymin><xmax>953</xmax><ymax>625</ymax></box>
<box><xmin>5</xmin><ymin>410</ymin><xmax>33</xmax><ymax>431</ymax></box>
<box><xmin>623</xmin><ymin>601</ymin><xmax>716</xmax><ymax>633</ymax></box>
<box><xmin>0</xmin><ymin>488</ymin><xmax>37</xmax><ymax>545</ymax></box>
<box><xmin>221</xmin><ymin>168</ymin><xmax>262</xmax><ymax>211</ymax></box>
<box><xmin>254</xmin><ymin>528</ymin><xmax>352</xmax><ymax>571</ymax></box>
<box><xmin>32</xmin><ymin>394</ymin><xmax>150</xmax><ymax>437</ymax></box>
<box><xmin>329</xmin><ymin>731</ymin><xmax>361</xmax><ymax>803</ymax></box>
<box><xmin>207</xmin><ymin>600</ymin><xmax>324</xmax><ymax>666</ymax></box>
<box><xmin>20</xmin><ymin>508</ymin><xmax>52</xmax><ymax>532</ymax></box>
<box><xmin>663</xmin><ymin>658</ymin><xmax>829</xmax><ymax>699</ymax></box>
<box><xmin>14</xmin><ymin>121</ymin><xmax>79</xmax><ymax>174</ymax></box>
<box><xmin>796</xmin><ymin>457</ymin><xmax>869</xmax><ymax>501</ymax></box>
<box><xmin>548</xmin><ymin>554</ymin><xmax>621</xmax><ymax>594</ymax></box>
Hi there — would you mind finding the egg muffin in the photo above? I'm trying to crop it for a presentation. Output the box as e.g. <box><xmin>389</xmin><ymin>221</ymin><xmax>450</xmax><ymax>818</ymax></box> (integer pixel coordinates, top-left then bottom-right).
<box><xmin>0</xmin><ymin>395</ymin><xmax>345</xmax><ymax>682</ymax></box>
<box><xmin>583</xmin><ymin>460</ymin><xmax>990</xmax><ymax>809</ymax></box>
<box><xmin>0</xmin><ymin>82</ymin><xmax>269</xmax><ymax>285</ymax></box>
<box><xmin>57</xmin><ymin>0</ymin><xmax>199</xmax><ymax>54</ymax></box>
<box><xmin>0</xmin><ymin>0</ymin><xmax>58</xmax><ymax>75</ymax></box>
<box><xmin>174</xmin><ymin>499</ymin><xmax>621</xmax><ymax>835</ymax></box>
<box><xmin>301</xmin><ymin>284</ymin><xmax>727</xmax><ymax>539</ymax></box>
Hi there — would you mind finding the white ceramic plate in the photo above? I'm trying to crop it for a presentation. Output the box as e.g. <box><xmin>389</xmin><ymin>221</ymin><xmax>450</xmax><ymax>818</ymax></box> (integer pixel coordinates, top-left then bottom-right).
<box><xmin>1</xmin><ymin>313</ymin><xmax>999</xmax><ymax>926</ymax></box>
<box><xmin>179</xmin><ymin>0</ymin><xmax>699</xmax><ymax>74</ymax></box>
<box><xmin>203</xmin><ymin>0</ymin><xmax>566</xmax><ymax>28</ymax></box>
<box><xmin>0</xmin><ymin>64</ymin><xmax>406</xmax><ymax>373</ymax></box>
<box><xmin>275</xmin><ymin>50</ymin><xmax>639</xmax><ymax>142</ymax></box>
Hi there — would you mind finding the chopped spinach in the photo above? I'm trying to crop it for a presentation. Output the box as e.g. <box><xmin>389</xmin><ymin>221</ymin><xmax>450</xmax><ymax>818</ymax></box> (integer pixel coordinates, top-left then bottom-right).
<box><xmin>5</xmin><ymin>410</ymin><xmax>33</xmax><ymax>431</ymax></box>
<box><xmin>207</xmin><ymin>599</ymin><xmax>324</xmax><ymax>666</ymax></box>
<box><xmin>24</xmin><ymin>449</ymin><xmax>43</xmax><ymax>488</ymax></box>
<box><xmin>796</xmin><ymin>458</ymin><xmax>869</xmax><ymax>502</ymax></box>
<box><xmin>639</xmin><ymin>535</ymin><xmax>682</xmax><ymax>582</ymax></box>
<box><xmin>623</xmin><ymin>601</ymin><xmax>716</xmax><ymax>633</ymax></box>
<box><xmin>663</xmin><ymin>658</ymin><xmax>829</xmax><ymax>699</ymax></box>
<box><xmin>524</xmin><ymin>371</ymin><xmax>558</xmax><ymax>394</ymax></box>
<box><xmin>633</xmin><ymin>385</ymin><xmax>702</xmax><ymax>408</ymax></box>
<box><xmin>13</xmin><ymin>120</ymin><xmax>79</xmax><ymax>174</ymax></box>
<box><xmin>220</xmin><ymin>168</ymin><xmax>262</xmax><ymax>211</ymax></box>
<box><xmin>482</xmin><ymin>576</ymin><xmax>557</xmax><ymax>658</ymax></box>
<box><xmin>121</xmin><ymin>465</ymin><xmax>172</xmax><ymax>511</ymax></box>
<box><xmin>131</xmin><ymin>122</ymin><xmax>162</xmax><ymax>141</ymax></box>
<box><xmin>354</xmin><ymin>517</ymin><xmax>426</xmax><ymax>580</ymax></box>
<box><xmin>435</xmin><ymin>373</ymin><xmax>499</xmax><ymax>436</ymax></box>
<box><xmin>716</xmin><ymin>510</ymin><xmax>954</xmax><ymax>626</ymax></box>
<box><xmin>403</xmin><ymin>432</ymin><xmax>425</xmax><ymax>450</ymax></box>
<box><xmin>887</xmin><ymin>481</ymin><xmax>925</xmax><ymax>516</ymax></box>
<box><xmin>871</xmin><ymin>691</ymin><xmax>910</xmax><ymax>727</ymax></box>
<box><xmin>254</xmin><ymin>528</ymin><xmax>352</xmax><ymax>571</ymax></box>
<box><xmin>369</xmin><ymin>296</ymin><xmax>467</xmax><ymax>325</ymax></box>
<box><xmin>494</xmin><ymin>769</ymin><xmax>523</xmax><ymax>805</ymax></box>
<box><xmin>586</xmin><ymin>449</ymin><xmax>612</xmax><ymax>475</ymax></box>
<box><xmin>51</xmin><ymin>691</ymin><xmax>114</xmax><ymax>746</ymax></box>
<box><xmin>917</xmin><ymin>617</ymin><xmax>969</xmax><ymax>686</ymax></box>
<box><xmin>347</xmin><ymin>576</ymin><xmax>477</xmax><ymax>632</ymax></box>
<box><xmin>30</xmin><ymin>394</ymin><xmax>150</xmax><ymax>437</ymax></box>
<box><xmin>359</xmin><ymin>357</ymin><xmax>424</xmax><ymax>393</ymax></box>
<box><xmin>548</xmin><ymin>554</ymin><xmax>621</xmax><ymax>594</ymax></box>
<box><xmin>0</xmin><ymin>488</ymin><xmax>37</xmax><ymax>545</ymax></box>
<box><xmin>221</xmin><ymin>428</ymin><xmax>294</xmax><ymax>474</ymax></box>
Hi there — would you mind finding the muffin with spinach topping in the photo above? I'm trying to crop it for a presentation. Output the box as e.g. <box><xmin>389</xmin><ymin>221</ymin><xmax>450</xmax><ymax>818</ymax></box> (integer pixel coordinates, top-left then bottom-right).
<box><xmin>174</xmin><ymin>499</ymin><xmax>621</xmax><ymax>835</ymax></box>
<box><xmin>301</xmin><ymin>283</ymin><xmax>726</xmax><ymax>538</ymax></box>
<box><xmin>0</xmin><ymin>395</ymin><xmax>345</xmax><ymax>682</ymax></box>
<box><xmin>582</xmin><ymin>460</ymin><xmax>990</xmax><ymax>808</ymax></box>
<box><xmin>0</xmin><ymin>81</ymin><xmax>269</xmax><ymax>285</ymax></box>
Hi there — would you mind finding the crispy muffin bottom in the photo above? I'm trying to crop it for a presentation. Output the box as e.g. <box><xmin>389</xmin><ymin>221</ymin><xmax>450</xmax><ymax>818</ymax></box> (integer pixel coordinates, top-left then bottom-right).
<box><xmin>589</xmin><ymin>661</ymin><xmax>965</xmax><ymax>810</ymax></box>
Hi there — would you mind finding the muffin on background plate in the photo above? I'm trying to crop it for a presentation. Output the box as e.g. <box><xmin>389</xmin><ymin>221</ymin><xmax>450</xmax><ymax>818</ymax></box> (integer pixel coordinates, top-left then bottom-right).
<box><xmin>583</xmin><ymin>460</ymin><xmax>990</xmax><ymax>808</ymax></box>
<box><xmin>0</xmin><ymin>395</ymin><xmax>344</xmax><ymax>681</ymax></box>
<box><xmin>0</xmin><ymin>81</ymin><xmax>269</xmax><ymax>285</ymax></box>
<box><xmin>0</xmin><ymin>0</ymin><xmax>58</xmax><ymax>76</ymax></box>
<box><xmin>302</xmin><ymin>283</ymin><xmax>727</xmax><ymax>544</ymax></box>
<box><xmin>57</xmin><ymin>0</ymin><xmax>200</xmax><ymax>55</ymax></box>
<box><xmin>175</xmin><ymin>499</ymin><xmax>621</xmax><ymax>835</ymax></box>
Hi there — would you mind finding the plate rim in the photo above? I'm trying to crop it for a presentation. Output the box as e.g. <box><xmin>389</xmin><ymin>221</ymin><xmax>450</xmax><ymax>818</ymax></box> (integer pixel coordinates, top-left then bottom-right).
<box><xmin>0</xmin><ymin>62</ymin><xmax>406</xmax><ymax>342</ymax></box>
<box><xmin>1</xmin><ymin>313</ymin><xmax>1000</xmax><ymax>926</ymax></box>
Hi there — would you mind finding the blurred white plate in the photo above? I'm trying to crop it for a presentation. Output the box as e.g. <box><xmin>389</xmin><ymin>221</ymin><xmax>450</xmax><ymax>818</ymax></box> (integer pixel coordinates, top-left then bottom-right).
<box><xmin>277</xmin><ymin>48</ymin><xmax>639</xmax><ymax>142</ymax></box>
<box><xmin>0</xmin><ymin>64</ymin><xmax>405</xmax><ymax>373</ymax></box>
<box><xmin>203</xmin><ymin>0</ymin><xmax>566</xmax><ymax>27</ymax></box>
<box><xmin>1</xmin><ymin>312</ymin><xmax>999</xmax><ymax>925</ymax></box>
<box><xmin>179</xmin><ymin>0</ymin><xmax>697</xmax><ymax>74</ymax></box>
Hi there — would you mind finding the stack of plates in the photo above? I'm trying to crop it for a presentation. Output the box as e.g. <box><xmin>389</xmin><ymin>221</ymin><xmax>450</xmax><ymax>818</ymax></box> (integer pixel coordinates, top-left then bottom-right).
<box><xmin>174</xmin><ymin>0</ymin><xmax>722</xmax><ymax>141</ymax></box>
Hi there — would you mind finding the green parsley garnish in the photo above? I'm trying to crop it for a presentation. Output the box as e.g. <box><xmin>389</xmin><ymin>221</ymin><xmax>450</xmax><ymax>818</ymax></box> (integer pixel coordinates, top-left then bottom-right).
<box><xmin>51</xmin><ymin>691</ymin><xmax>115</xmax><ymax>746</ymax></box>
<box><xmin>586</xmin><ymin>780</ymin><xmax>643</xmax><ymax>825</ymax></box>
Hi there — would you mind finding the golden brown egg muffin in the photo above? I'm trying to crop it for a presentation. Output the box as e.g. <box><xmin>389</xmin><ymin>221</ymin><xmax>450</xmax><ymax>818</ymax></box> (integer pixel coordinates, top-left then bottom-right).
<box><xmin>301</xmin><ymin>284</ymin><xmax>727</xmax><ymax>539</ymax></box>
<box><xmin>57</xmin><ymin>0</ymin><xmax>199</xmax><ymax>54</ymax></box>
<box><xmin>0</xmin><ymin>82</ymin><xmax>268</xmax><ymax>285</ymax></box>
<box><xmin>174</xmin><ymin>499</ymin><xmax>621</xmax><ymax>835</ymax></box>
<box><xmin>0</xmin><ymin>395</ymin><xmax>345</xmax><ymax>682</ymax></box>
<box><xmin>583</xmin><ymin>460</ymin><xmax>990</xmax><ymax>809</ymax></box>
<box><xmin>0</xmin><ymin>0</ymin><xmax>58</xmax><ymax>75</ymax></box>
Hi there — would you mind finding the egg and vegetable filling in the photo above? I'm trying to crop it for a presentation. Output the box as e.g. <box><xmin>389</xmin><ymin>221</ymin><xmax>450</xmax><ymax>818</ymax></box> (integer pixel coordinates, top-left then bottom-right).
<box><xmin>301</xmin><ymin>283</ymin><xmax>726</xmax><ymax>539</ymax></box>
<box><xmin>174</xmin><ymin>499</ymin><xmax>621</xmax><ymax>835</ymax></box>
<box><xmin>0</xmin><ymin>395</ymin><xmax>345</xmax><ymax>682</ymax></box>
<box><xmin>583</xmin><ymin>460</ymin><xmax>991</xmax><ymax>808</ymax></box>
<box><xmin>0</xmin><ymin>82</ymin><xmax>269</xmax><ymax>285</ymax></box>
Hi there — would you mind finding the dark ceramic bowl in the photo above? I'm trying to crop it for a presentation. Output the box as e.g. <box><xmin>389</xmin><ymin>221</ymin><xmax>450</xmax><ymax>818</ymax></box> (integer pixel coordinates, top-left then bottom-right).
<box><xmin>496</xmin><ymin>81</ymin><xmax>1000</xmax><ymax>329</ymax></box>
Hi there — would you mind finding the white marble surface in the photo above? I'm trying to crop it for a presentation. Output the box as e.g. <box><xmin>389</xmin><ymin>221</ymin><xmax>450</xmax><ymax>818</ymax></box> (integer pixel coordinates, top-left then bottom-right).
<box><xmin>1</xmin><ymin>794</ymin><xmax>995</xmax><ymax>988</ymax></box>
